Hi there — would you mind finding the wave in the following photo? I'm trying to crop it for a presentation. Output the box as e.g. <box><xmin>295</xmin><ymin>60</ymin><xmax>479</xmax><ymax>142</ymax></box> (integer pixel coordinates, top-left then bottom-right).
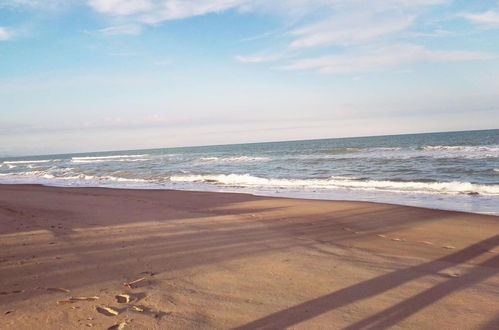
<box><xmin>170</xmin><ymin>174</ymin><xmax>499</xmax><ymax>196</ymax></box>
<box><xmin>71</xmin><ymin>158</ymin><xmax>149</xmax><ymax>164</ymax></box>
<box><xmin>366</xmin><ymin>147</ymin><xmax>402</xmax><ymax>151</ymax></box>
<box><xmin>3</xmin><ymin>159</ymin><xmax>56</xmax><ymax>164</ymax></box>
<box><xmin>0</xmin><ymin>164</ymin><xmax>17</xmax><ymax>169</ymax></box>
<box><xmin>71</xmin><ymin>154</ymin><xmax>150</xmax><ymax>163</ymax></box>
<box><xmin>72</xmin><ymin>154</ymin><xmax>149</xmax><ymax>161</ymax></box>
<box><xmin>198</xmin><ymin>156</ymin><xmax>270</xmax><ymax>163</ymax></box>
<box><xmin>0</xmin><ymin>170</ymin><xmax>150</xmax><ymax>183</ymax></box>
<box><xmin>63</xmin><ymin>174</ymin><xmax>150</xmax><ymax>183</ymax></box>
<box><xmin>420</xmin><ymin>145</ymin><xmax>499</xmax><ymax>152</ymax></box>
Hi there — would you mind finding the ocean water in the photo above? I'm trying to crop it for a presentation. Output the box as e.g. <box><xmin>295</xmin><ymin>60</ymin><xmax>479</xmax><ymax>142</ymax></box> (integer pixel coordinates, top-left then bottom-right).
<box><xmin>1</xmin><ymin>129</ymin><xmax>498</xmax><ymax>215</ymax></box>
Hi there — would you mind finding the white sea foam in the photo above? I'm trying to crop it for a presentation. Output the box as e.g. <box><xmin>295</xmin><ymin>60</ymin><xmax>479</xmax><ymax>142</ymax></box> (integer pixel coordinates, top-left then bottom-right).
<box><xmin>366</xmin><ymin>147</ymin><xmax>402</xmax><ymax>151</ymax></box>
<box><xmin>420</xmin><ymin>145</ymin><xmax>499</xmax><ymax>152</ymax></box>
<box><xmin>199</xmin><ymin>157</ymin><xmax>219</xmax><ymax>162</ymax></box>
<box><xmin>198</xmin><ymin>156</ymin><xmax>269</xmax><ymax>163</ymax></box>
<box><xmin>169</xmin><ymin>174</ymin><xmax>499</xmax><ymax>196</ymax></box>
<box><xmin>72</xmin><ymin>154</ymin><xmax>149</xmax><ymax>160</ymax></box>
<box><xmin>0</xmin><ymin>170</ymin><xmax>150</xmax><ymax>183</ymax></box>
<box><xmin>3</xmin><ymin>159</ymin><xmax>55</xmax><ymax>164</ymax></box>
<box><xmin>61</xmin><ymin>174</ymin><xmax>149</xmax><ymax>182</ymax></box>
<box><xmin>71</xmin><ymin>154</ymin><xmax>150</xmax><ymax>163</ymax></box>
<box><xmin>71</xmin><ymin>158</ymin><xmax>149</xmax><ymax>164</ymax></box>
<box><xmin>417</xmin><ymin>145</ymin><xmax>498</xmax><ymax>159</ymax></box>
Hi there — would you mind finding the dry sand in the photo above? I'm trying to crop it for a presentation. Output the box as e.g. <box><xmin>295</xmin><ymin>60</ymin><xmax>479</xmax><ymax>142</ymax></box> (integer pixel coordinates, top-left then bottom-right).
<box><xmin>0</xmin><ymin>184</ymin><xmax>498</xmax><ymax>329</ymax></box>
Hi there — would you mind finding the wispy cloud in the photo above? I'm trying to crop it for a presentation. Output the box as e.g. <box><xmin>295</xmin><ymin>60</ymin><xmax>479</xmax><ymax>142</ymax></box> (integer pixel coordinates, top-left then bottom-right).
<box><xmin>88</xmin><ymin>0</ymin><xmax>154</xmax><ymax>16</ymax></box>
<box><xmin>87</xmin><ymin>0</ymin><xmax>248</xmax><ymax>24</ymax></box>
<box><xmin>234</xmin><ymin>0</ymin><xmax>498</xmax><ymax>74</ymax></box>
<box><xmin>279</xmin><ymin>44</ymin><xmax>497</xmax><ymax>74</ymax></box>
<box><xmin>0</xmin><ymin>27</ymin><xmax>13</xmax><ymax>40</ymax></box>
<box><xmin>3</xmin><ymin>0</ymin><xmax>498</xmax><ymax>75</ymax></box>
<box><xmin>289</xmin><ymin>14</ymin><xmax>414</xmax><ymax>49</ymax></box>
<box><xmin>462</xmin><ymin>10</ymin><xmax>499</xmax><ymax>29</ymax></box>
<box><xmin>95</xmin><ymin>24</ymin><xmax>143</xmax><ymax>36</ymax></box>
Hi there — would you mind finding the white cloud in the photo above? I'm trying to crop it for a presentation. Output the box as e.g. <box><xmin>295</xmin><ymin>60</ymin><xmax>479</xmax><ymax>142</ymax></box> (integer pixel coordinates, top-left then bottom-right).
<box><xmin>88</xmin><ymin>0</ymin><xmax>153</xmax><ymax>16</ymax></box>
<box><xmin>140</xmin><ymin>0</ymin><xmax>248</xmax><ymax>24</ymax></box>
<box><xmin>234</xmin><ymin>0</ymin><xmax>499</xmax><ymax>74</ymax></box>
<box><xmin>279</xmin><ymin>44</ymin><xmax>496</xmax><ymax>74</ymax></box>
<box><xmin>462</xmin><ymin>10</ymin><xmax>499</xmax><ymax>29</ymax></box>
<box><xmin>290</xmin><ymin>14</ymin><xmax>414</xmax><ymax>48</ymax></box>
<box><xmin>0</xmin><ymin>27</ymin><xmax>12</xmax><ymax>40</ymax></box>
<box><xmin>84</xmin><ymin>0</ymin><xmax>450</xmax><ymax>24</ymax></box>
<box><xmin>96</xmin><ymin>24</ymin><xmax>142</xmax><ymax>35</ymax></box>
<box><xmin>87</xmin><ymin>0</ymin><xmax>248</xmax><ymax>24</ymax></box>
<box><xmin>4</xmin><ymin>0</ymin><xmax>495</xmax><ymax>75</ymax></box>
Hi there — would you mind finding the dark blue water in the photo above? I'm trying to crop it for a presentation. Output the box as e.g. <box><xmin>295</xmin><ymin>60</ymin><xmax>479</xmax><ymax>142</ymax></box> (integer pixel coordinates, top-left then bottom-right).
<box><xmin>1</xmin><ymin>129</ymin><xmax>498</xmax><ymax>214</ymax></box>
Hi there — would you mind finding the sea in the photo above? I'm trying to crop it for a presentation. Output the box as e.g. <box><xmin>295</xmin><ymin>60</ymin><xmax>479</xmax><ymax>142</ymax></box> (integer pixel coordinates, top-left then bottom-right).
<box><xmin>1</xmin><ymin>129</ymin><xmax>498</xmax><ymax>215</ymax></box>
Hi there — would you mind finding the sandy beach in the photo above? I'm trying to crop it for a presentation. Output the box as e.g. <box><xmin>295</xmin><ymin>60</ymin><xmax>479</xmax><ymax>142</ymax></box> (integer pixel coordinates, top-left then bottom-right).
<box><xmin>0</xmin><ymin>184</ymin><xmax>498</xmax><ymax>329</ymax></box>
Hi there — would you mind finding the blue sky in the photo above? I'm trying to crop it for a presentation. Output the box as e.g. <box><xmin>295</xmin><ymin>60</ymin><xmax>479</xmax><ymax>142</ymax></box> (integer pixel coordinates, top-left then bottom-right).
<box><xmin>1</xmin><ymin>0</ymin><xmax>498</xmax><ymax>156</ymax></box>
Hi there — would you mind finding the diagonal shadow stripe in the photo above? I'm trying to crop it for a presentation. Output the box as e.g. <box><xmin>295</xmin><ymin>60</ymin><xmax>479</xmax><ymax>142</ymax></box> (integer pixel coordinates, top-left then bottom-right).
<box><xmin>234</xmin><ymin>235</ymin><xmax>499</xmax><ymax>330</ymax></box>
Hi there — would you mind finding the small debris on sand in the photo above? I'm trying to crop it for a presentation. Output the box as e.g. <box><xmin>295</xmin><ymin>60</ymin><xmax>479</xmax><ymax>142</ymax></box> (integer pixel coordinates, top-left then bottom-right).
<box><xmin>131</xmin><ymin>305</ymin><xmax>144</xmax><ymax>312</ymax></box>
<box><xmin>123</xmin><ymin>277</ymin><xmax>146</xmax><ymax>289</ymax></box>
<box><xmin>96</xmin><ymin>306</ymin><xmax>120</xmax><ymax>316</ymax></box>
<box><xmin>56</xmin><ymin>300</ymin><xmax>75</xmax><ymax>305</ymax></box>
<box><xmin>116</xmin><ymin>294</ymin><xmax>131</xmax><ymax>303</ymax></box>
<box><xmin>47</xmin><ymin>288</ymin><xmax>70</xmax><ymax>293</ymax></box>
<box><xmin>108</xmin><ymin>320</ymin><xmax>127</xmax><ymax>330</ymax></box>
<box><xmin>70</xmin><ymin>296</ymin><xmax>99</xmax><ymax>301</ymax></box>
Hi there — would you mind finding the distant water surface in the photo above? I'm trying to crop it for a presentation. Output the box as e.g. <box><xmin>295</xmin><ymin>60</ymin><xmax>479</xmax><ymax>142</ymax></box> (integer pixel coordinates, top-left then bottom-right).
<box><xmin>1</xmin><ymin>129</ymin><xmax>498</xmax><ymax>214</ymax></box>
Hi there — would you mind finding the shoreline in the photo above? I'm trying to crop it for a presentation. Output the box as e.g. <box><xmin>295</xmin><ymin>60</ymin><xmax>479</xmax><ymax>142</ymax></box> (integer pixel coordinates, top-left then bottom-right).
<box><xmin>1</xmin><ymin>181</ymin><xmax>497</xmax><ymax>216</ymax></box>
<box><xmin>1</xmin><ymin>184</ymin><xmax>498</xmax><ymax>329</ymax></box>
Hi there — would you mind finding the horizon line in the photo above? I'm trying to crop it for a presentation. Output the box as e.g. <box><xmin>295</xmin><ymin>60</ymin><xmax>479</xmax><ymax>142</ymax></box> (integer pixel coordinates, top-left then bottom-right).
<box><xmin>1</xmin><ymin>127</ymin><xmax>497</xmax><ymax>159</ymax></box>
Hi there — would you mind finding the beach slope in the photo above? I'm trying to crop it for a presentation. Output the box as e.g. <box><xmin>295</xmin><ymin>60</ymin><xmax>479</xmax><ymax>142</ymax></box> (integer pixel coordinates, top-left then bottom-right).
<box><xmin>0</xmin><ymin>184</ymin><xmax>498</xmax><ymax>329</ymax></box>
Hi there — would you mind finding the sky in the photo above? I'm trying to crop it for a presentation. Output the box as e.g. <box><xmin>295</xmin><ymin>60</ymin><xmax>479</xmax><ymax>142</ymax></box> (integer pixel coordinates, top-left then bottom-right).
<box><xmin>1</xmin><ymin>0</ymin><xmax>499</xmax><ymax>156</ymax></box>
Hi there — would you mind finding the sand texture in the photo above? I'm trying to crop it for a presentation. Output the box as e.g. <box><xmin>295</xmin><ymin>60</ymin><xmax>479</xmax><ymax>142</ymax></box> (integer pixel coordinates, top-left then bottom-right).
<box><xmin>0</xmin><ymin>184</ymin><xmax>498</xmax><ymax>329</ymax></box>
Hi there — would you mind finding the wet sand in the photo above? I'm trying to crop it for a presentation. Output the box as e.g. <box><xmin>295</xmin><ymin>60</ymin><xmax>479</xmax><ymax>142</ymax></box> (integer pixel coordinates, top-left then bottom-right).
<box><xmin>0</xmin><ymin>184</ymin><xmax>498</xmax><ymax>329</ymax></box>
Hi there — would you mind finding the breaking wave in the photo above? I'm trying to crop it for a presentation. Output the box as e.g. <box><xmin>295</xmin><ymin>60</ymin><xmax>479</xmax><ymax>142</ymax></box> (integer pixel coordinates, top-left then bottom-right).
<box><xmin>3</xmin><ymin>159</ymin><xmax>56</xmax><ymax>164</ymax></box>
<box><xmin>420</xmin><ymin>145</ymin><xmax>499</xmax><ymax>152</ymax></box>
<box><xmin>71</xmin><ymin>154</ymin><xmax>150</xmax><ymax>163</ymax></box>
<box><xmin>0</xmin><ymin>170</ymin><xmax>150</xmax><ymax>183</ymax></box>
<box><xmin>198</xmin><ymin>156</ymin><xmax>270</xmax><ymax>163</ymax></box>
<box><xmin>170</xmin><ymin>174</ymin><xmax>499</xmax><ymax>196</ymax></box>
